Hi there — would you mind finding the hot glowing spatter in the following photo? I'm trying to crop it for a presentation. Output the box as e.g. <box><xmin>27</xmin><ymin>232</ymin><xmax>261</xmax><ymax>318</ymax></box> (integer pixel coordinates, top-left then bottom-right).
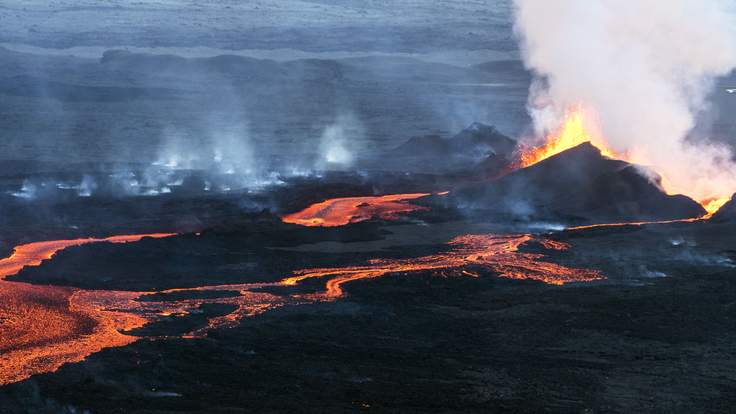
<box><xmin>0</xmin><ymin>234</ymin><xmax>175</xmax><ymax>279</ymax></box>
<box><xmin>515</xmin><ymin>108</ymin><xmax>620</xmax><ymax>168</ymax></box>
<box><xmin>701</xmin><ymin>197</ymin><xmax>730</xmax><ymax>218</ymax></box>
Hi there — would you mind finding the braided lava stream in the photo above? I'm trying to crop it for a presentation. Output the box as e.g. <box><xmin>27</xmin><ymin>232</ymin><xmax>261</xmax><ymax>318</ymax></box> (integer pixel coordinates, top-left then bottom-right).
<box><xmin>0</xmin><ymin>197</ymin><xmax>605</xmax><ymax>386</ymax></box>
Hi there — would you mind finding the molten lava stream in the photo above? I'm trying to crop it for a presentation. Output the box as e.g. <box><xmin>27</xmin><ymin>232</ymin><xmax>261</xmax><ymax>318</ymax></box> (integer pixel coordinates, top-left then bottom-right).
<box><xmin>281</xmin><ymin>233</ymin><xmax>603</xmax><ymax>300</ymax></box>
<box><xmin>0</xmin><ymin>234</ymin><xmax>174</xmax><ymax>386</ymax></box>
<box><xmin>281</xmin><ymin>193</ymin><xmax>435</xmax><ymax>227</ymax></box>
<box><xmin>0</xmin><ymin>228</ymin><xmax>604</xmax><ymax>387</ymax></box>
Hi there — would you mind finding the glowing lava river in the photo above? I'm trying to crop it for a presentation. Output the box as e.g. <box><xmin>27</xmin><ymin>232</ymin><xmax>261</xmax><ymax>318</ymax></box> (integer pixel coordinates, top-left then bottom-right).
<box><xmin>0</xmin><ymin>234</ymin><xmax>174</xmax><ymax>386</ymax></box>
<box><xmin>281</xmin><ymin>193</ymin><xmax>434</xmax><ymax>227</ymax></box>
<box><xmin>0</xmin><ymin>198</ymin><xmax>605</xmax><ymax>386</ymax></box>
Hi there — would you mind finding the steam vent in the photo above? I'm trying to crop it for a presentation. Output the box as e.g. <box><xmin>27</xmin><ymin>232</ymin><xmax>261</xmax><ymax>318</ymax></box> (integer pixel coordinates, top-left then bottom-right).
<box><xmin>0</xmin><ymin>2</ymin><xmax>735</xmax><ymax>413</ymax></box>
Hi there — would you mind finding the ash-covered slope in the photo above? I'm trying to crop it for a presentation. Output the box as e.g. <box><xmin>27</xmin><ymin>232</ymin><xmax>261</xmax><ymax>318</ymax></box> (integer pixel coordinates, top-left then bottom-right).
<box><xmin>453</xmin><ymin>142</ymin><xmax>705</xmax><ymax>223</ymax></box>
<box><xmin>709</xmin><ymin>194</ymin><xmax>736</xmax><ymax>222</ymax></box>
<box><xmin>377</xmin><ymin>123</ymin><xmax>517</xmax><ymax>175</ymax></box>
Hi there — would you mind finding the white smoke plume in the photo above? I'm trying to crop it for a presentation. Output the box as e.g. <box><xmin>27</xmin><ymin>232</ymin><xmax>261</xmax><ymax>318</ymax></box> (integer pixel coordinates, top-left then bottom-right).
<box><xmin>513</xmin><ymin>0</ymin><xmax>736</xmax><ymax>202</ymax></box>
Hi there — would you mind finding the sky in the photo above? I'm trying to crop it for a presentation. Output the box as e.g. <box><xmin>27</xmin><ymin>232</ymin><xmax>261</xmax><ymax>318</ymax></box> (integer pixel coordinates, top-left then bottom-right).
<box><xmin>0</xmin><ymin>0</ymin><xmax>515</xmax><ymax>60</ymax></box>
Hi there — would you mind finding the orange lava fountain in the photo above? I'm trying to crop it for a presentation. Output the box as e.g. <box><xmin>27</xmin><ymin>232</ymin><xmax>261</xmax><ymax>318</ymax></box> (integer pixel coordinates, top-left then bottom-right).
<box><xmin>515</xmin><ymin>108</ymin><xmax>620</xmax><ymax>168</ymax></box>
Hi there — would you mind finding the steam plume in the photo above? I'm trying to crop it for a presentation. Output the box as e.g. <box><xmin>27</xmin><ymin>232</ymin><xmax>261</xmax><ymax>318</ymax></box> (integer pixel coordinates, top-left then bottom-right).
<box><xmin>513</xmin><ymin>0</ymin><xmax>736</xmax><ymax>202</ymax></box>
<box><xmin>317</xmin><ymin>113</ymin><xmax>363</xmax><ymax>169</ymax></box>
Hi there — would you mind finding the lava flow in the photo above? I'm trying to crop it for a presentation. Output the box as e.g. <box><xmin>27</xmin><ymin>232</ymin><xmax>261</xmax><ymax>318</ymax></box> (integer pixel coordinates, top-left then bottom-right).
<box><xmin>0</xmin><ymin>226</ymin><xmax>604</xmax><ymax>386</ymax></box>
<box><xmin>281</xmin><ymin>193</ymin><xmax>433</xmax><ymax>227</ymax></box>
<box><xmin>0</xmin><ymin>235</ymin><xmax>174</xmax><ymax>279</ymax></box>
<box><xmin>0</xmin><ymin>234</ymin><xmax>174</xmax><ymax>386</ymax></box>
<box><xmin>514</xmin><ymin>106</ymin><xmax>733</xmax><ymax>214</ymax></box>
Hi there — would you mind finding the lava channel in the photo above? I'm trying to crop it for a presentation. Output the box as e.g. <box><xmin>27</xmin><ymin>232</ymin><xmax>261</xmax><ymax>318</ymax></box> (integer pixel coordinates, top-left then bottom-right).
<box><xmin>281</xmin><ymin>193</ymin><xmax>434</xmax><ymax>227</ymax></box>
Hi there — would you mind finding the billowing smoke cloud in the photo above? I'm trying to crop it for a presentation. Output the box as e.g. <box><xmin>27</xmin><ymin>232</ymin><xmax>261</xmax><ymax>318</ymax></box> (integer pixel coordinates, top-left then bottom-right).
<box><xmin>513</xmin><ymin>0</ymin><xmax>736</xmax><ymax>202</ymax></box>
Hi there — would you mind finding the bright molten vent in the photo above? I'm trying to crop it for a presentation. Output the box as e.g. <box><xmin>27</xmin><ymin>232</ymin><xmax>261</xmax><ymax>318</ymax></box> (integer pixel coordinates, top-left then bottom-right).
<box><xmin>0</xmin><ymin>234</ymin><xmax>176</xmax><ymax>386</ymax></box>
<box><xmin>515</xmin><ymin>108</ymin><xmax>619</xmax><ymax>168</ymax></box>
<box><xmin>701</xmin><ymin>197</ymin><xmax>731</xmax><ymax>218</ymax></box>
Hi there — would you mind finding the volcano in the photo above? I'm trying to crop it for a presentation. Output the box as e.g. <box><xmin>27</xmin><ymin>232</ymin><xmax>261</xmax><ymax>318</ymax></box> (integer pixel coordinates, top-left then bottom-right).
<box><xmin>452</xmin><ymin>142</ymin><xmax>706</xmax><ymax>223</ymax></box>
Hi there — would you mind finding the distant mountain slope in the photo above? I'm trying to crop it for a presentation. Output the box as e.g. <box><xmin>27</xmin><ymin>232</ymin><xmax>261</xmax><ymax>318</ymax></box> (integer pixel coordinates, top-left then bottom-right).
<box><xmin>100</xmin><ymin>51</ymin><xmax>505</xmax><ymax>85</ymax></box>
<box><xmin>0</xmin><ymin>75</ymin><xmax>184</xmax><ymax>102</ymax></box>
<box><xmin>101</xmin><ymin>50</ymin><xmax>345</xmax><ymax>82</ymax></box>
<box><xmin>472</xmin><ymin>59</ymin><xmax>531</xmax><ymax>81</ymax></box>
<box><xmin>339</xmin><ymin>56</ymin><xmax>497</xmax><ymax>83</ymax></box>
<box><xmin>377</xmin><ymin>123</ymin><xmax>517</xmax><ymax>175</ymax></box>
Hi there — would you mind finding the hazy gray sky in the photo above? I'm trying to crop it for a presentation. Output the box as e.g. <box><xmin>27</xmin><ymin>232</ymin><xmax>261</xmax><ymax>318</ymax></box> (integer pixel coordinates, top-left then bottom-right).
<box><xmin>0</xmin><ymin>0</ymin><xmax>515</xmax><ymax>56</ymax></box>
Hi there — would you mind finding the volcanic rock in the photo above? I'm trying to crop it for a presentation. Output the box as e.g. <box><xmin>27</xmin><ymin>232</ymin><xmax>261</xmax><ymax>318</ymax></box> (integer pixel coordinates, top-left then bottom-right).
<box><xmin>453</xmin><ymin>142</ymin><xmax>706</xmax><ymax>223</ymax></box>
